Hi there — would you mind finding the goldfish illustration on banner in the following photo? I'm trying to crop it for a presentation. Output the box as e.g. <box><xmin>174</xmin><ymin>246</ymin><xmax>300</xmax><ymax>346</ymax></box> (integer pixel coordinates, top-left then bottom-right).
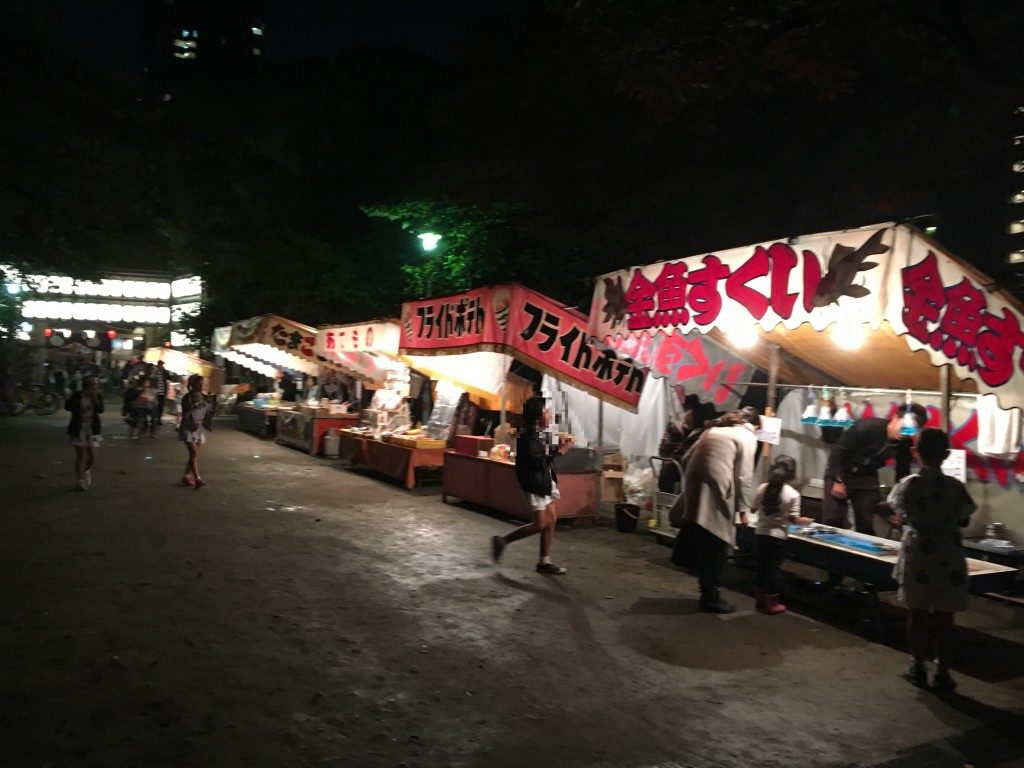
<box><xmin>601</xmin><ymin>275</ymin><xmax>627</xmax><ymax>328</ymax></box>
<box><xmin>492</xmin><ymin>287</ymin><xmax>511</xmax><ymax>331</ymax></box>
<box><xmin>811</xmin><ymin>228</ymin><xmax>888</xmax><ymax>307</ymax></box>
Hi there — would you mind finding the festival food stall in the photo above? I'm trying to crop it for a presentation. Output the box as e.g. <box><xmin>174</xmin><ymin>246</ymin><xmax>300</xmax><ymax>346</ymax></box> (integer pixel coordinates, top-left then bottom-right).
<box><xmin>400</xmin><ymin>284</ymin><xmax>647</xmax><ymax>523</ymax></box>
<box><xmin>142</xmin><ymin>347</ymin><xmax>225</xmax><ymax>393</ymax></box>
<box><xmin>588</xmin><ymin>222</ymin><xmax>1022</xmax><ymax>593</ymax></box>
<box><xmin>314</xmin><ymin>318</ymin><xmax>520</xmax><ymax>489</ymax></box>
<box><xmin>212</xmin><ymin>315</ymin><xmax>365</xmax><ymax>450</ymax></box>
<box><xmin>313</xmin><ymin>319</ymin><xmax>440</xmax><ymax>487</ymax></box>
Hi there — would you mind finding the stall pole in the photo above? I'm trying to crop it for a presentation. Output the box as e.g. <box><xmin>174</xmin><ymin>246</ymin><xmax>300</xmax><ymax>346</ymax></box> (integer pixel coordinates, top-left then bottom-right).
<box><xmin>499</xmin><ymin>380</ymin><xmax>507</xmax><ymax>430</ymax></box>
<box><xmin>939</xmin><ymin>364</ymin><xmax>951</xmax><ymax>431</ymax></box>
<box><xmin>762</xmin><ymin>343</ymin><xmax>781</xmax><ymax>479</ymax></box>
<box><xmin>596</xmin><ymin>397</ymin><xmax>605</xmax><ymax>516</ymax></box>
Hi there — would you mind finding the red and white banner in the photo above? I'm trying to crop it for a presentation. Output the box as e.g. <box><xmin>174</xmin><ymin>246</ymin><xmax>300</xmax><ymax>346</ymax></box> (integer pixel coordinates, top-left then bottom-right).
<box><xmin>399</xmin><ymin>285</ymin><xmax>646</xmax><ymax>412</ymax></box>
<box><xmin>314</xmin><ymin>322</ymin><xmax>400</xmax><ymax>357</ymax></box>
<box><xmin>588</xmin><ymin>224</ymin><xmax>1024</xmax><ymax>411</ymax></box>
<box><xmin>214</xmin><ymin>315</ymin><xmax>387</xmax><ymax>383</ymax></box>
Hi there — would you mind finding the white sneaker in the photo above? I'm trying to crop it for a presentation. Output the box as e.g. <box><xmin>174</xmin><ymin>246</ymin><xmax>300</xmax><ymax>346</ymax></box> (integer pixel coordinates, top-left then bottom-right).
<box><xmin>74</xmin><ymin>479</ymin><xmax>86</xmax><ymax>492</ymax></box>
<box><xmin>84</xmin><ymin>470</ymin><xmax>92</xmax><ymax>489</ymax></box>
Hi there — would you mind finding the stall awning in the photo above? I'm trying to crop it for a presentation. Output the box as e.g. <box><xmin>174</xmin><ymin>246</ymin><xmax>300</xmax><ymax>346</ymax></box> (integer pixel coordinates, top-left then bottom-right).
<box><xmin>213</xmin><ymin>315</ymin><xmax>384</xmax><ymax>384</ymax></box>
<box><xmin>143</xmin><ymin>347</ymin><xmax>224</xmax><ymax>388</ymax></box>
<box><xmin>587</xmin><ymin>223</ymin><xmax>1024</xmax><ymax>410</ymax></box>
<box><xmin>398</xmin><ymin>284</ymin><xmax>647</xmax><ymax>412</ymax></box>
<box><xmin>313</xmin><ymin>321</ymin><xmax>400</xmax><ymax>386</ymax></box>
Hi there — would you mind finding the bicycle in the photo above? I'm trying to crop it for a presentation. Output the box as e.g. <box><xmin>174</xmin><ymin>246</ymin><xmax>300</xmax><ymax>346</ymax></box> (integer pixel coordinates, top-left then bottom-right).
<box><xmin>14</xmin><ymin>383</ymin><xmax>60</xmax><ymax>416</ymax></box>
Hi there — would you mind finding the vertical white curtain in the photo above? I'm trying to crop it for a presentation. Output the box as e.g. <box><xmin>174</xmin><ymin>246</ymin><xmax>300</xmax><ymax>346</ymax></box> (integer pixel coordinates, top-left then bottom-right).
<box><xmin>541</xmin><ymin>374</ymin><xmax>671</xmax><ymax>463</ymax></box>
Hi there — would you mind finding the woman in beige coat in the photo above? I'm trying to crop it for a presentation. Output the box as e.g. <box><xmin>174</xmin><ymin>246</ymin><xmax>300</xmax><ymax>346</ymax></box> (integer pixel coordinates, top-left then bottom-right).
<box><xmin>672</xmin><ymin>408</ymin><xmax>759</xmax><ymax>613</ymax></box>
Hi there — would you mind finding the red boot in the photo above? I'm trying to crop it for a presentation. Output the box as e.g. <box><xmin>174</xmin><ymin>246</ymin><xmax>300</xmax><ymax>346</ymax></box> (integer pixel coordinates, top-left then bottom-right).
<box><xmin>754</xmin><ymin>587</ymin><xmax>767</xmax><ymax>611</ymax></box>
<box><xmin>762</xmin><ymin>593</ymin><xmax>787</xmax><ymax>615</ymax></box>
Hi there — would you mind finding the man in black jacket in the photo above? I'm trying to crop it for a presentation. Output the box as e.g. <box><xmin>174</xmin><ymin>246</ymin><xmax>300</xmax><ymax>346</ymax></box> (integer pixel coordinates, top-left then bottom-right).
<box><xmin>491</xmin><ymin>396</ymin><xmax>571</xmax><ymax>575</ymax></box>
<box><xmin>823</xmin><ymin>403</ymin><xmax>928</xmax><ymax>535</ymax></box>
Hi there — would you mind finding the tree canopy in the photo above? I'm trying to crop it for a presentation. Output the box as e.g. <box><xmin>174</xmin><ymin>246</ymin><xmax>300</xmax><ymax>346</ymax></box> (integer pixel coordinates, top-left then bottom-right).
<box><xmin>3</xmin><ymin>0</ymin><xmax>1022</xmax><ymax>340</ymax></box>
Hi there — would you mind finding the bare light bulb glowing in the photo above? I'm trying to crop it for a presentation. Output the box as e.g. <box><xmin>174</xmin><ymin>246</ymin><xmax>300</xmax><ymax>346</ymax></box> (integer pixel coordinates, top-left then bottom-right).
<box><xmin>418</xmin><ymin>233</ymin><xmax>442</xmax><ymax>251</ymax></box>
<box><xmin>831</xmin><ymin>321</ymin><xmax>867</xmax><ymax>349</ymax></box>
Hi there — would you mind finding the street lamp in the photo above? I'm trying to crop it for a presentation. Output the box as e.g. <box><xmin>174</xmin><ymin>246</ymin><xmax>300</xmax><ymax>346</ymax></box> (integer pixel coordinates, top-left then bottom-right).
<box><xmin>417</xmin><ymin>232</ymin><xmax>442</xmax><ymax>251</ymax></box>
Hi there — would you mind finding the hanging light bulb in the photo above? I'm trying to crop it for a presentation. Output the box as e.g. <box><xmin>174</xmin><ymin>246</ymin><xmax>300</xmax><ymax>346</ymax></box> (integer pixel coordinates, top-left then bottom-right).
<box><xmin>801</xmin><ymin>386</ymin><xmax>818</xmax><ymax>424</ymax></box>
<box><xmin>900</xmin><ymin>389</ymin><xmax>919</xmax><ymax>437</ymax></box>
<box><xmin>831</xmin><ymin>320</ymin><xmax>867</xmax><ymax>350</ymax></box>
<box><xmin>815</xmin><ymin>385</ymin><xmax>834</xmax><ymax>426</ymax></box>
<box><xmin>832</xmin><ymin>388</ymin><xmax>854</xmax><ymax>427</ymax></box>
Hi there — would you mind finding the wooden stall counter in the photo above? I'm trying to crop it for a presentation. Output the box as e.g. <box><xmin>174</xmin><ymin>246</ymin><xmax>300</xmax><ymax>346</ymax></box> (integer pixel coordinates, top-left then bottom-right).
<box><xmin>363</xmin><ymin>439</ymin><xmax>445</xmax><ymax>490</ymax></box>
<box><xmin>276</xmin><ymin>410</ymin><xmax>360</xmax><ymax>454</ymax></box>
<box><xmin>337</xmin><ymin>430</ymin><xmax>370</xmax><ymax>463</ymax></box>
<box><xmin>238</xmin><ymin>402</ymin><xmax>278</xmax><ymax>438</ymax></box>
<box><xmin>338</xmin><ymin>432</ymin><xmax>445</xmax><ymax>489</ymax></box>
<box><xmin>442</xmin><ymin>451</ymin><xmax>598</xmax><ymax>525</ymax></box>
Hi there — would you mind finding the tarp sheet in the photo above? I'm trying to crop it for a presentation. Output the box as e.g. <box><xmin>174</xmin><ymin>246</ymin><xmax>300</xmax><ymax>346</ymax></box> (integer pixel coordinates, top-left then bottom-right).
<box><xmin>588</xmin><ymin>223</ymin><xmax>1024</xmax><ymax>411</ymax></box>
<box><xmin>399</xmin><ymin>284</ymin><xmax>647</xmax><ymax>412</ymax></box>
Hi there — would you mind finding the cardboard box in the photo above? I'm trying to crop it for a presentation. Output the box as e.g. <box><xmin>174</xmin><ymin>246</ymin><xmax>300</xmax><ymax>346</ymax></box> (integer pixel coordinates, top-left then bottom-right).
<box><xmin>603</xmin><ymin>452</ymin><xmax>624</xmax><ymax>471</ymax></box>
<box><xmin>453</xmin><ymin>435</ymin><xmax>494</xmax><ymax>456</ymax></box>
<box><xmin>602</xmin><ymin>470</ymin><xmax>625</xmax><ymax>502</ymax></box>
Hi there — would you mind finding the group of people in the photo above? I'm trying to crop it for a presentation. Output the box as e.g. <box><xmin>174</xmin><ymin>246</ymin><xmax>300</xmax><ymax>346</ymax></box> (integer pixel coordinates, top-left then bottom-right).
<box><xmin>66</xmin><ymin>372</ymin><xmax>215</xmax><ymax>491</ymax></box>
<box><xmin>121</xmin><ymin>361</ymin><xmax>171</xmax><ymax>437</ymax></box>
<box><xmin>492</xmin><ymin>393</ymin><xmax>976</xmax><ymax>692</ymax></box>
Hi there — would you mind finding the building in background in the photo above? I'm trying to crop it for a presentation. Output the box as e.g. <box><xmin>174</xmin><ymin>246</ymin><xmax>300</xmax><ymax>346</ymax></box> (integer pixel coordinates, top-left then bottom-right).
<box><xmin>2</xmin><ymin>266</ymin><xmax>203</xmax><ymax>373</ymax></box>
<box><xmin>142</xmin><ymin>0</ymin><xmax>265</xmax><ymax>97</ymax></box>
<box><xmin>1010</xmin><ymin>105</ymin><xmax>1024</xmax><ymax>266</ymax></box>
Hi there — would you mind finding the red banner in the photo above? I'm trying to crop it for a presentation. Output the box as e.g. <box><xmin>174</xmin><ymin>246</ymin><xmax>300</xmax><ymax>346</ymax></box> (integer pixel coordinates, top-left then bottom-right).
<box><xmin>400</xmin><ymin>285</ymin><xmax>646</xmax><ymax>411</ymax></box>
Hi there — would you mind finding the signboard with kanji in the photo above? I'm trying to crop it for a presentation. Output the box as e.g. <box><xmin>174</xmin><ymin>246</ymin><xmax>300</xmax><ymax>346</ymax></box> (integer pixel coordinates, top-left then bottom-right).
<box><xmin>217</xmin><ymin>315</ymin><xmax>385</xmax><ymax>382</ymax></box>
<box><xmin>399</xmin><ymin>285</ymin><xmax>647</xmax><ymax>412</ymax></box>
<box><xmin>588</xmin><ymin>224</ymin><xmax>1024</xmax><ymax>411</ymax></box>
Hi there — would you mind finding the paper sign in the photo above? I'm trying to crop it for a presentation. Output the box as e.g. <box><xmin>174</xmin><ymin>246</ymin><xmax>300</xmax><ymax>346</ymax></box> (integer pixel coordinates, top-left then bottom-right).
<box><xmin>755</xmin><ymin>415</ymin><xmax>782</xmax><ymax>445</ymax></box>
<box><xmin>941</xmin><ymin>448</ymin><xmax>967</xmax><ymax>482</ymax></box>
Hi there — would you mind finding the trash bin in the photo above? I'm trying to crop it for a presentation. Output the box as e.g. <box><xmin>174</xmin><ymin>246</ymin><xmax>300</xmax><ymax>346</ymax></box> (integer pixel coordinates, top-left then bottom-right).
<box><xmin>614</xmin><ymin>502</ymin><xmax>640</xmax><ymax>533</ymax></box>
<box><xmin>323</xmin><ymin>428</ymin><xmax>341</xmax><ymax>458</ymax></box>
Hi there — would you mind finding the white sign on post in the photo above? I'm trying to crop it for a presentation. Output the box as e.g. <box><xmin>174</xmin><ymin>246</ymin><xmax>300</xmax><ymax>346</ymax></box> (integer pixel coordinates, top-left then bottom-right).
<box><xmin>941</xmin><ymin>448</ymin><xmax>967</xmax><ymax>482</ymax></box>
<box><xmin>755</xmin><ymin>415</ymin><xmax>782</xmax><ymax>446</ymax></box>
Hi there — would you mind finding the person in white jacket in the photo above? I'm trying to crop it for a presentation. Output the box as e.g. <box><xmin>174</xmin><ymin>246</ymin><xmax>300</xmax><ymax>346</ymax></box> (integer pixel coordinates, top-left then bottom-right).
<box><xmin>671</xmin><ymin>407</ymin><xmax>759</xmax><ymax>614</ymax></box>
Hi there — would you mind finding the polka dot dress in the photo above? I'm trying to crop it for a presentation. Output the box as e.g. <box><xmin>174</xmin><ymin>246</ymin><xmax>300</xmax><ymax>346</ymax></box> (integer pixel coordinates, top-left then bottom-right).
<box><xmin>888</xmin><ymin>467</ymin><xmax>976</xmax><ymax>611</ymax></box>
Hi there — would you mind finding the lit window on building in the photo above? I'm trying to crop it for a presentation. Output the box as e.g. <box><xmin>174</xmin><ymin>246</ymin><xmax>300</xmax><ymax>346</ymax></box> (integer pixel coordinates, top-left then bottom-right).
<box><xmin>1008</xmin><ymin>221</ymin><xmax>1024</xmax><ymax>234</ymax></box>
<box><xmin>251</xmin><ymin>26</ymin><xmax>264</xmax><ymax>36</ymax></box>
<box><xmin>1009</xmin><ymin>251</ymin><xmax>1024</xmax><ymax>264</ymax></box>
<box><xmin>1012</xmin><ymin>191</ymin><xmax>1024</xmax><ymax>204</ymax></box>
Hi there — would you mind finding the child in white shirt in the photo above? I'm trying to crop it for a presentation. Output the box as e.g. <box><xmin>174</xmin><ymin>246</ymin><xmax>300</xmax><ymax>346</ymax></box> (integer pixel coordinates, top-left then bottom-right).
<box><xmin>752</xmin><ymin>455</ymin><xmax>813</xmax><ymax>614</ymax></box>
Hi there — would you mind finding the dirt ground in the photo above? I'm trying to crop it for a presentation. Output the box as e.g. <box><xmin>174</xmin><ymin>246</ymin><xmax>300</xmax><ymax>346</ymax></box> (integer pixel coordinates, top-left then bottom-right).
<box><xmin>2</xmin><ymin>408</ymin><xmax>1024</xmax><ymax>768</ymax></box>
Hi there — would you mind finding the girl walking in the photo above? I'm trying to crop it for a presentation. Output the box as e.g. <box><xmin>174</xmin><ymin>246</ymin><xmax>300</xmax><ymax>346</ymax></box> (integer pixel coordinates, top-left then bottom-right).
<box><xmin>66</xmin><ymin>376</ymin><xmax>104</xmax><ymax>491</ymax></box>
<box><xmin>752</xmin><ymin>454</ymin><xmax>813</xmax><ymax>614</ymax></box>
<box><xmin>179</xmin><ymin>374</ymin><xmax>213</xmax><ymax>488</ymax></box>
<box><xmin>888</xmin><ymin>428</ymin><xmax>976</xmax><ymax>691</ymax></box>
<box><xmin>491</xmin><ymin>396</ymin><xmax>571</xmax><ymax>575</ymax></box>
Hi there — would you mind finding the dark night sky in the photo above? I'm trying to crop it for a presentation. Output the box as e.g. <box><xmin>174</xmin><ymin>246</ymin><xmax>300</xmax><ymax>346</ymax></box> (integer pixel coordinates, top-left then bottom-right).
<box><xmin>48</xmin><ymin>0</ymin><xmax>526</xmax><ymax>71</ymax></box>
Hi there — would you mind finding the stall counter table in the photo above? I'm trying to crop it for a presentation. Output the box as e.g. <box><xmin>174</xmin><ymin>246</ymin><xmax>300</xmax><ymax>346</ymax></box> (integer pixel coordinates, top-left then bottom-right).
<box><xmin>337</xmin><ymin>430</ymin><xmax>370</xmax><ymax>463</ymax></box>
<box><xmin>238</xmin><ymin>403</ymin><xmax>278</xmax><ymax>438</ymax></box>
<box><xmin>276</xmin><ymin>410</ymin><xmax>360</xmax><ymax>455</ymax></box>
<box><xmin>442</xmin><ymin>451</ymin><xmax>598</xmax><ymax>525</ymax></box>
<box><xmin>362</xmin><ymin>439</ymin><xmax>445</xmax><ymax>490</ymax></box>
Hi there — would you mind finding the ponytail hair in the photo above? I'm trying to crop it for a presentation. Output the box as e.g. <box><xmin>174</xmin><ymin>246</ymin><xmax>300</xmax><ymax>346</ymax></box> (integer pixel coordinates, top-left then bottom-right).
<box><xmin>762</xmin><ymin>454</ymin><xmax>797</xmax><ymax>518</ymax></box>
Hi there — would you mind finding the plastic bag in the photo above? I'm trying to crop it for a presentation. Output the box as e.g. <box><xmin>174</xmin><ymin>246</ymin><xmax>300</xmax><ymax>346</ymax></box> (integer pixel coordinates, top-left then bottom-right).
<box><xmin>622</xmin><ymin>464</ymin><xmax>655</xmax><ymax>509</ymax></box>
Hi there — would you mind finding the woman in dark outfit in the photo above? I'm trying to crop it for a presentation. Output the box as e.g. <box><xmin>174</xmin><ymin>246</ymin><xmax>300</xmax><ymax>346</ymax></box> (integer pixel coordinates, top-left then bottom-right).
<box><xmin>66</xmin><ymin>376</ymin><xmax>104</xmax><ymax>491</ymax></box>
<box><xmin>491</xmin><ymin>396</ymin><xmax>571</xmax><ymax>574</ymax></box>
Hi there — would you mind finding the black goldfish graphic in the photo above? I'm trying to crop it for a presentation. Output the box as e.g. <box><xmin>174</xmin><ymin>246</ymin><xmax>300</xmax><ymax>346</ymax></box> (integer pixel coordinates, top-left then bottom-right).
<box><xmin>812</xmin><ymin>228</ymin><xmax>889</xmax><ymax>308</ymax></box>
<box><xmin>602</xmin><ymin>275</ymin><xmax>627</xmax><ymax>327</ymax></box>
